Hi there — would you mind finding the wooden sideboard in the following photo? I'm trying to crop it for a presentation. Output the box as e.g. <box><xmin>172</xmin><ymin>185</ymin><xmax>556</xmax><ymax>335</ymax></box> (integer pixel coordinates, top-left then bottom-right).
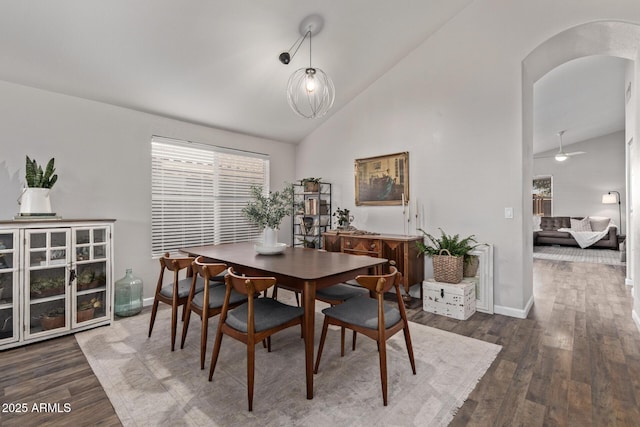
<box><xmin>323</xmin><ymin>231</ymin><xmax>424</xmax><ymax>296</ymax></box>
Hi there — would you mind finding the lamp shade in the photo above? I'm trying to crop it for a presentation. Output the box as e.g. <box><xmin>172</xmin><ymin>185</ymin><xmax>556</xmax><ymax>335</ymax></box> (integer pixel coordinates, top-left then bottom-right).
<box><xmin>287</xmin><ymin>67</ymin><xmax>335</xmax><ymax>119</ymax></box>
<box><xmin>602</xmin><ymin>193</ymin><xmax>617</xmax><ymax>204</ymax></box>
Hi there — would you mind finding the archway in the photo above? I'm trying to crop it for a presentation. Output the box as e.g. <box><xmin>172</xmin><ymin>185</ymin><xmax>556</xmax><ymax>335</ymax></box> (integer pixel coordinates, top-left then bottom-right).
<box><xmin>522</xmin><ymin>21</ymin><xmax>640</xmax><ymax>319</ymax></box>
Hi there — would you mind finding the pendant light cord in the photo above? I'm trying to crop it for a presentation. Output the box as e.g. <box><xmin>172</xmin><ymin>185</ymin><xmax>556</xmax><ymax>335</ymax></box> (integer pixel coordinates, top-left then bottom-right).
<box><xmin>308</xmin><ymin>30</ymin><xmax>312</xmax><ymax>68</ymax></box>
<box><xmin>288</xmin><ymin>30</ymin><xmax>312</xmax><ymax>65</ymax></box>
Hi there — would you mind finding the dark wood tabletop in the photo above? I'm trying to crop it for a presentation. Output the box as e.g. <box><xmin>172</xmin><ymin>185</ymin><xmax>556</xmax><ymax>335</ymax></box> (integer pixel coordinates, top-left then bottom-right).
<box><xmin>181</xmin><ymin>242</ymin><xmax>387</xmax><ymax>399</ymax></box>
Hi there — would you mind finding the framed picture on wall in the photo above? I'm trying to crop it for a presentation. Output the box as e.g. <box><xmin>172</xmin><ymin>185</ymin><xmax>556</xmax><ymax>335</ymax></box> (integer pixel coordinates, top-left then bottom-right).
<box><xmin>354</xmin><ymin>152</ymin><xmax>409</xmax><ymax>206</ymax></box>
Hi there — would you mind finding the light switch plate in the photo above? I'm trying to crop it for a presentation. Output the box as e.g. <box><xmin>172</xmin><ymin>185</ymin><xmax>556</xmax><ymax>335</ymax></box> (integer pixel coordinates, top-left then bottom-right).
<box><xmin>504</xmin><ymin>207</ymin><xmax>513</xmax><ymax>219</ymax></box>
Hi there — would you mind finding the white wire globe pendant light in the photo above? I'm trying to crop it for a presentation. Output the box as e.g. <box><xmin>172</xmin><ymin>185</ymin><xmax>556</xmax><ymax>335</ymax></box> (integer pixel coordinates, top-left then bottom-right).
<box><xmin>279</xmin><ymin>15</ymin><xmax>335</xmax><ymax>119</ymax></box>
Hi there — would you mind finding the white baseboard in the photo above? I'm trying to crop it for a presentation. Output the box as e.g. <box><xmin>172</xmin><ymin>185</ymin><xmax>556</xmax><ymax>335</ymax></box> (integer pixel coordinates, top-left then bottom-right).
<box><xmin>493</xmin><ymin>295</ymin><xmax>534</xmax><ymax>319</ymax></box>
<box><xmin>143</xmin><ymin>297</ymin><xmax>155</xmax><ymax>307</ymax></box>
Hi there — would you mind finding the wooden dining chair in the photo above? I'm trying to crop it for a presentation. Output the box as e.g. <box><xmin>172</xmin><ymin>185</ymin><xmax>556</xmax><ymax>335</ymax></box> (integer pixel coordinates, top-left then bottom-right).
<box><xmin>180</xmin><ymin>257</ymin><xmax>247</xmax><ymax>369</ymax></box>
<box><xmin>315</xmin><ymin>282</ymin><xmax>368</xmax><ymax>355</ymax></box>
<box><xmin>271</xmin><ymin>283</ymin><xmax>300</xmax><ymax>306</ymax></box>
<box><xmin>313</xmin><ymin>266</ymin><xmax>416</xmax><ymax>406</ymax></box>
<box><xmin>208</xmin><ymin>267</ymin><xmax>304</xmax><ymax>411</ymax></box>
<box><xmin>148</xmin><ymin>252</ymin><xmax>205</xmax><ymax>351</ymax></box>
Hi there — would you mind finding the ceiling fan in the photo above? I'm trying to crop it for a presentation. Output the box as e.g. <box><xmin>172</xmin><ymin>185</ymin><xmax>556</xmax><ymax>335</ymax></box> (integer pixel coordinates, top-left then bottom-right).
<box><xmin>535</xmin><ymin>130</ymin><xmax>586</xmax><ymax>161</ymax></box>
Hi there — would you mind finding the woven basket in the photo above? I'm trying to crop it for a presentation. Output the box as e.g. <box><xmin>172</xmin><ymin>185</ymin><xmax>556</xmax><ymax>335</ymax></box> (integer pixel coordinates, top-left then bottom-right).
<box><xmin>432</xmin><ymin>249</ymin><xmax>464</xmax><ymax>284</ymax></box>
<box><xmin>463</xmin><ymin>255</ymin><xmax>480</xmax><ymax>277</ymax></box>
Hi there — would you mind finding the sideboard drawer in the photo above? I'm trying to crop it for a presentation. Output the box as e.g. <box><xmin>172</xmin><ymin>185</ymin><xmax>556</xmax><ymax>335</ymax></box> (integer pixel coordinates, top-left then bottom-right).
<box><xmin>342</xmin><ymin>237</ymin><xmax>381</xmax><ymax>255</ymax></box>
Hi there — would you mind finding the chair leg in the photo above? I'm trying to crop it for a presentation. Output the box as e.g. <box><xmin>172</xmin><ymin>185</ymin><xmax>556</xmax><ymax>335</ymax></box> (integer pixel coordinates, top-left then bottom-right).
<box><xmin>208</xmin><ymin>329</ymin><xmax>224</xmax><ymax>381</ymax></box>
<box><xmin>402</xmin><ymin>325</ymin><xmax>417</xmax><ymax>375</ymax></box>
<box><xmin>180</xmin><ymin>304</ymin><xmax>192</xmax><ymax>350</ymax></box>
<box><xmin>314</xmin><ymin>319</ymin><xmax>330</xmax><ymax>374</ymax></box>
<box><xmin>352</xmin><ymin>331</ymin><xmax>358</xmax><ymax>351</ymax></box>
<box><xmin>247</xmin><ymin>338</ymin><xmax>255</xmax><ymax>411</ymax></box>
<box><xmin>170</xmin><ymin>303</ymin><xmax>179</xmax><ymax>351</ymax></box>
<box><xmin>148</xmin><ymin>299</ymin><xmax>159</xmax><ymax>337</ymax></box>
<box><xmin>340</xmin><ymin>327</ymin><xmax>345</xmax><ymax>357</ymax></box>
<box><xmin>200</xmin><ymin>315</ymin><xmax>208</xmax><ymax>370</ymax></box>
<box><xmin>267</xmin><ymin>336</ymin><xmax>272</xmax><ymax>352</ymax></box>
<box><xmin>378</xmin><ymin>337</ymin><xmax>388</xmax><ymax>406</ymax></box>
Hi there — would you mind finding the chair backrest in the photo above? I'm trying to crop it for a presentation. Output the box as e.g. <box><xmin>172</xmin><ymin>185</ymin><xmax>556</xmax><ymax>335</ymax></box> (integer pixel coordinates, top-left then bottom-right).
<box><xmin>225</xmin><ymin>266</ymin><xmax>277</xmax><ymax>297</ymax></box>
<box><xmin>160</xmin><ymin>253</ymin><xmax>194</xmax><ymax>272</ymax></box>
<box><xmin>156</xmin><ymin>252</ymin><xmax>195</xmax><ymax>288</ymax></box>
<box><xmin>192</xmin><ymin>256</ymin><xmax>227</xmax><ymax>280</ymax></box>
<box><xmin>354</xmin><ymin>266</ymin><xmax>399</xmax><ymax>295</ymax></box>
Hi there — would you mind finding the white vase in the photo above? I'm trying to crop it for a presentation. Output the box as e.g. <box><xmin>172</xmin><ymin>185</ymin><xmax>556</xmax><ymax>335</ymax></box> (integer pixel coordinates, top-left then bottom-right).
<box><xmin>263</xmin><ymin>227</ymin><xmax>278</xmax><ymax>247</ymax></box>
<box><xmin>18</xmin><ymin>188</ymin><xmax>52</xmax><ymax>214</ymax></box>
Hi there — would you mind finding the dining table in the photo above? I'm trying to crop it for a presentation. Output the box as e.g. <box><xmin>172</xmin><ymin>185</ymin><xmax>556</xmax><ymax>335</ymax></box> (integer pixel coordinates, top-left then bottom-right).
<box><xmin>180</xmin><ymin>242</ymin><xmax>387</xmax><ymax>399</ymax></box>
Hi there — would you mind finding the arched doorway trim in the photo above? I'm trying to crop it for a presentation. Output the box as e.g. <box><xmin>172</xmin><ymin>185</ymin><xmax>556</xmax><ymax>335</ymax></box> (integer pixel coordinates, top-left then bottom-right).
<box><xmin>522</xmin><ymin>20</ymin><xmax>640</xmax><ymax>314</ymax></box>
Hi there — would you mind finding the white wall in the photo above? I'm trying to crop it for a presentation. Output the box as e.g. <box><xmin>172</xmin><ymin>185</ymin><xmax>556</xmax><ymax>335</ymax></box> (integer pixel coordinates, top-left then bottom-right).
<box><xmin>0</xmin><ymin>81</ymin><xmax>296</xmax><ymax>298</ymax></box>
<box><xmin>533</xmin><ymin>131</ymin><xmax>626</xmax><ymax>230</ymax></box>
<box><xmin>631</xmin><ymin>50</ymin><xmax>640</xmax><ymax>330</ymax></box>
<box><xmin>295</xmin><ymin>0</ymin><xmax>640</xmax><ymax>317</ymax></box>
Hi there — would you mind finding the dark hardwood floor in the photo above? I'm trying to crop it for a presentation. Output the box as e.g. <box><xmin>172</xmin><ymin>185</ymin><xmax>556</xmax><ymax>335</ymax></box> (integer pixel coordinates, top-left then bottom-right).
<box><xmin>1</xmin><ymin>258</ymin><xmax>639</xmax><ymax>426</ymax></box>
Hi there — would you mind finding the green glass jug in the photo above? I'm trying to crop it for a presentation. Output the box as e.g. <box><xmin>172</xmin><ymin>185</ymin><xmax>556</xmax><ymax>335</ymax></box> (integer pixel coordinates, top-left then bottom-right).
<box><xmin>114</xmin><ymin>269</ymin><xmax>143</xmax><ymax>317</ymax></box>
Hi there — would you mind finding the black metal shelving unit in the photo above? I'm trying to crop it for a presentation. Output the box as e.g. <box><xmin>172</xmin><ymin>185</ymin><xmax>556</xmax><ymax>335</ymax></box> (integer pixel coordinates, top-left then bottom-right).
<box><xmin>292</xmin><ymin>182</ymin><xmax>331</xmax><ymax>249</ymax></box>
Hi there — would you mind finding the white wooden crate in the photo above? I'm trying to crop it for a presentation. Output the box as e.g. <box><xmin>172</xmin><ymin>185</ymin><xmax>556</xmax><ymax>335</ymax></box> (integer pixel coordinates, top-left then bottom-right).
<box><xmin>423</xmin><ymin>278</ymin><xmax>476</xmax><ymax>320</ymax></box>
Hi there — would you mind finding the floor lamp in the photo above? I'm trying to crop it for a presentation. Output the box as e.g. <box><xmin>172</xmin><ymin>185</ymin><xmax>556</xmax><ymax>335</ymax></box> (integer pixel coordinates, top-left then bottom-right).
<box><xmin>602</xmin><ymin>191</ymin><xmax>622</xmax><ymax>235</ymax></box>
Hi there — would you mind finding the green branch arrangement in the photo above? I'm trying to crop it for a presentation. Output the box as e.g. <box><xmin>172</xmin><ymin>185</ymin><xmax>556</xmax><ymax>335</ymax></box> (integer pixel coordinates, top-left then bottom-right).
<box><xmin>25</xmin><ymin>156</ymin><xmax>58</xmax><ymax>189</ymax></box>
<box><xmin>242</xmin><ymin>184</ymin><xmax>294</xmax><ymax>230</ymax></box>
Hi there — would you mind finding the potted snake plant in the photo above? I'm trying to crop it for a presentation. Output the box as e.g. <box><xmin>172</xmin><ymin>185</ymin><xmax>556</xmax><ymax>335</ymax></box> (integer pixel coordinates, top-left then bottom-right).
<box><xmin>18</xmin><ymin>156</ymin><xmax>58</xmax><ymax>215</ymax></box>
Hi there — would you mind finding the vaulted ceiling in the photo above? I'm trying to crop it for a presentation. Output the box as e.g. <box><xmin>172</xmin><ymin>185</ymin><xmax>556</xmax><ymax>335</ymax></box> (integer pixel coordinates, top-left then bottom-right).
<box><xmin>0</xmin><ymin>1</ymin><xmax>626</xmax><ymax>150</ymax></box>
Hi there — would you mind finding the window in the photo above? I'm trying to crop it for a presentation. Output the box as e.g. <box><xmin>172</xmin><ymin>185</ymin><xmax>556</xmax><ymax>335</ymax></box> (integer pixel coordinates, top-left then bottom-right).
<box><xmin>532</xmin><ymin>175</ymin><xmax>552</xmax><ymax>216</ymax></box>
<box><xmin>151</xmin><ymin>136</ymin><xmax>269</xmax><ymax>257</ymax></box>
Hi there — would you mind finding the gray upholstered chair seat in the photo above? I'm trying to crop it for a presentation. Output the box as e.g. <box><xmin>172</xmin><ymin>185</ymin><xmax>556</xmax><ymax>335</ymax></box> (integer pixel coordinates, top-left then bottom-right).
<box><xmin>316</xmin><ymin>283</ymin><xmax>368</xmax><ymax>301</ymax></box>
<box><xmin>227</xmin><ymin>298</ymin><xmax>304</xmax><ymax>333</ymax></box>
<box><xmin>191</xmin><ymin>283</ymin><xmax>245</xmax><ymax>310</ymax></box>
<box><xmin>160</xmin><ymin>276</ymin><xmax>204</xmax><ymax>299</ymax></box>
<box><xmin>210</xmin><ymin>269</ymin><xmax>229</xmax><ymax>282</ymax></box>
<box><xmin>322</xmin><ymin>297</ymin><xmax>400</xmax><ymax>330</ymax></box>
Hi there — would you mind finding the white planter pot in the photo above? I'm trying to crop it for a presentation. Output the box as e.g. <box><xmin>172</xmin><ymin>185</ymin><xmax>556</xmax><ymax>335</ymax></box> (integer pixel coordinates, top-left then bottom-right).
<box><xmin>18</xmin><ymin>188</ymin><xmax>52</xmax><ymax>214</ymax></box>
<box><xmin>263</xmin><ymin>227</ymin><xmax>278</xmax><ymax>247</ymax></box>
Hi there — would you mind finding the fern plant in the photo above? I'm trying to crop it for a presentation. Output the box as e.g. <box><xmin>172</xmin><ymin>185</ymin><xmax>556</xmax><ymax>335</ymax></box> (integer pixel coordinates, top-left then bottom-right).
<box><xmin>25</xmin><ymin>156</ymin><xmax>58</xmax><ymax>188</ymax></box>
<box><xmin>416</xmin><ymin>228</ymin><xmax>480</xmax><ymax>262</ymax></box>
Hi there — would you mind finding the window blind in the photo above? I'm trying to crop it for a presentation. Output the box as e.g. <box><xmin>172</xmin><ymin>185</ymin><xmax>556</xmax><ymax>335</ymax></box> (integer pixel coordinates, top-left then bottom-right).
<box><xmin>151</xmin><ymin>136</ymin><xmax>268</xmax><ymax>257</ymax></box>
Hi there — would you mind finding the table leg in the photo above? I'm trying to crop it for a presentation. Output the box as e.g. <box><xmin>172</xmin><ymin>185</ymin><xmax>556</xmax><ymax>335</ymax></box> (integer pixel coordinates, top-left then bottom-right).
<box><xmin>303</xmin><ymin>280</ymin><xmax>316</xmax><ymax>399</ymax></box>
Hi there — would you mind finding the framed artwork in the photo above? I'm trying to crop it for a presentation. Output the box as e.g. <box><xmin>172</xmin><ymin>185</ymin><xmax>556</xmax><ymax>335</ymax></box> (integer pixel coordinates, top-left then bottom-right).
<box><xmin>354</xmin><ymin>152</ymin><xmax>409</xmax><ymax>206</ymax></box>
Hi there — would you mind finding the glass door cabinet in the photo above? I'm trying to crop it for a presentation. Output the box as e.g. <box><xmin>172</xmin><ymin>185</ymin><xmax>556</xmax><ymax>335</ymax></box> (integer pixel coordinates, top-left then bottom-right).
<box><xmin>0</xmin><ymin>220</ymin><xmax>114</xmax><ymax>350</ymax></box>
<box><xmin>0</xmin><ymin>229</ymin><xmax>19</xmax><ymax>345</ymax></box>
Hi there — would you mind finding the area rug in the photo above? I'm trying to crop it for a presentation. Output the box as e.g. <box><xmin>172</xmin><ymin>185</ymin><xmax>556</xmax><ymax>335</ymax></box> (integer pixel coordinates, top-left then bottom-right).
<box><xmin>533</xmin><ymin>245</ymin><xmax>625</xmax><ymax>266</ymax></box>
<box><xmin>76</xmin><ymin>305</ymin><xmax>501</xmax><ymax>427</ymax></box>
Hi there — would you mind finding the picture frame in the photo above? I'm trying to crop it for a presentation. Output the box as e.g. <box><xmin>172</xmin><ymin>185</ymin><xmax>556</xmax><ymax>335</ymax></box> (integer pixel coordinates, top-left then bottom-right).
<box><xmin>468</xmin><ymin>244</ymin><xmax>494</xmax><ymax>314</ymax></box>
<box><xmin>354</xmin><ymin>152</ymin><xmax>409</xmax><ymax>206</ymax></box>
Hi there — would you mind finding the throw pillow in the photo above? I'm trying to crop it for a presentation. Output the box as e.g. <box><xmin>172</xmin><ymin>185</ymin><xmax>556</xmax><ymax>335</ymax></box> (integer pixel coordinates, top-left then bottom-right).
<box><xmin>570</xmin><ymin>217</ymin><xmax>592</xmax><ymax>232</ymax></box>
<box><xmin>589</xmin><ymin>216</ymin><xmax>611</xmax><ymax>232</ymax></box>
<box><xmin>532</xmin><ymin>215</ymin><xmax>542</xmax><ymax>231</ymax></box>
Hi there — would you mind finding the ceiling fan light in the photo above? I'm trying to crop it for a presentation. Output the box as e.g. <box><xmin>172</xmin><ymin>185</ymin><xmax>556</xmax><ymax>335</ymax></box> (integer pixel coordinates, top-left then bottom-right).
<box><xmin>555</xmin><ymin>152</ymin><xmax>568</xmax><ymax>162</ymax></box>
